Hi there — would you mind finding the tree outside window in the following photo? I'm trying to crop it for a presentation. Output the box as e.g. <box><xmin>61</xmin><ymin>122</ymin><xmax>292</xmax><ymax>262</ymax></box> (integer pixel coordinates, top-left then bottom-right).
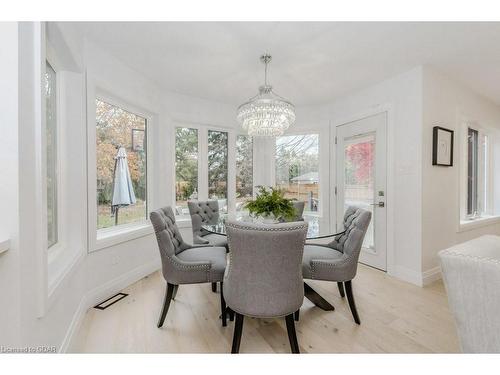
<box><xmin>208</xmin><ymin>130</ymin><xmax>228</xmax><ymax>213</ymax></box>
<box><xmin>236</xmin><ymin>135</ymin><xmax>253</xmax><ymax>211</ymax></box>
<box><xmin>175</xmin><ymin>127</ymin><xmax>199</xmax><ymax>215</ymax></box>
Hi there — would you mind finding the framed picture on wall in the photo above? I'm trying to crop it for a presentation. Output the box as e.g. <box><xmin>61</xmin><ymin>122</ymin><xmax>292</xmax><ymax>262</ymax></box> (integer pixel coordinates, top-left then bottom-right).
<box><xmin>432</xmin><ymin>126</ymin><xmax>454</xmax><ymax>166</ymax></box>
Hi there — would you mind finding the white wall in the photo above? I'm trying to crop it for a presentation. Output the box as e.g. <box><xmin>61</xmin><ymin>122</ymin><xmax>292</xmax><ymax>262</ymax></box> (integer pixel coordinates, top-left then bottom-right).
<box><xmin>421</xmin><ymin>66</ymin><xmax>500</xmax><ymax>275</ymax></box>
<box><xmin>0</xmin><ymin>22</ymin><xmax>21</xmax><ymax>347</ymax></box>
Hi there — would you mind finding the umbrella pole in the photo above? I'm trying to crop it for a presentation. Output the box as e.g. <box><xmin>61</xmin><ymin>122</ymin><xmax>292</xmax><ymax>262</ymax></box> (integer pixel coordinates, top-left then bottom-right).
<box><xmin>115</xmin><ymin>207</ymin><xmax>119</xmax><ymax>226</ymax></box>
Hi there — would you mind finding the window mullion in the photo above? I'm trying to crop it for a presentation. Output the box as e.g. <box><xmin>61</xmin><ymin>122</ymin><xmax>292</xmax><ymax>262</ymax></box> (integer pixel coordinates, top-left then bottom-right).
<box><xmin>227</xmin><ymin>131</ymin><xmax>236</xmax><ymax>214</ymax></box>
<box><xmin>198</xmin><ymin>127</ymin><xmax>209</xmax><ymax>201</ymax></box>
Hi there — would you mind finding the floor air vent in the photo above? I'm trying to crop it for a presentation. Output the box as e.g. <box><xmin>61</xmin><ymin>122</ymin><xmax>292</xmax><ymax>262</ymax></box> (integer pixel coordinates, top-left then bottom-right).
<box><xmin>94</xmin><ymin>293</ymin><xmax>129</xmax><ymax>310</ymax></box>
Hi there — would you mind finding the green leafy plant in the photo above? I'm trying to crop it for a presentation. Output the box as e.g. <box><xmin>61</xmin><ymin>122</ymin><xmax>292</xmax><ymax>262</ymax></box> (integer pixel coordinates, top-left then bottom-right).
<box><xmin>244</xmin><ymin>186</ymin><xmax>296</xmax><ymax>221</ymax></box>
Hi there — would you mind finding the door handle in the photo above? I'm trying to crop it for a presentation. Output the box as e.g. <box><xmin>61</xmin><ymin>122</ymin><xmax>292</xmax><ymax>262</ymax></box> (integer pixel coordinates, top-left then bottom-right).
<box><xmin>370</xmin><ymin>202</ymin><xmax>385</xmax><ymax>207</ymax></box>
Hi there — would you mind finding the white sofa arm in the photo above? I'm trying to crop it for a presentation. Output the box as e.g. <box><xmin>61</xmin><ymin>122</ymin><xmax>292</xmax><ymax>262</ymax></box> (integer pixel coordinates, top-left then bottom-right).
<box><xmin>439</xmin><ymin>235</ymin><xmax>500</xmax><ymax>353</ymax></box>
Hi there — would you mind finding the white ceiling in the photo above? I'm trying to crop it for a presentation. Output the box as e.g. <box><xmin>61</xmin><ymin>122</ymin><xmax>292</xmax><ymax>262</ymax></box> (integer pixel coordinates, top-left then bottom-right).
<box><xmin>68</xmin><ymin>22</ymin><xmax>500</xmax><ymax>106</ymax></box>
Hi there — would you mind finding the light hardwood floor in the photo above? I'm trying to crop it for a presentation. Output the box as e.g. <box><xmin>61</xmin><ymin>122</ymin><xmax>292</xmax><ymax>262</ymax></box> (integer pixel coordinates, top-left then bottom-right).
<box><xmin>71</xmin><ymin>264</ymin><xmax>460</xmax><ymax>353</ymax></box>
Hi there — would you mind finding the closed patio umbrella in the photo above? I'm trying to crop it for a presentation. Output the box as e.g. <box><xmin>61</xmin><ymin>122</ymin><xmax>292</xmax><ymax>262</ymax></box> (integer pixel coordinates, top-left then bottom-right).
<box><xmin>111</xmin><ymin>146</ymin><xmax>136</xmax><ymax>225</ymax></box>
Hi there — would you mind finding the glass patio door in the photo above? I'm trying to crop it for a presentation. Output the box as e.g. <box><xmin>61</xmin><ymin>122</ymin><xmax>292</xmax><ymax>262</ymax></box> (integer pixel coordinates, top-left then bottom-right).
<box><xmin>335</xmin><ymin>112</ymin><xmax>387</xmax><ymax>271</ymax></box>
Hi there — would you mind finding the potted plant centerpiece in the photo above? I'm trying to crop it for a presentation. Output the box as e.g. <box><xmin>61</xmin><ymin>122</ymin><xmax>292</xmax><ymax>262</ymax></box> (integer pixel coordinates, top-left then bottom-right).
<box><xmin>244</xmin><ymin>186</ymin><xmax>296</xmax><ymax>223</ymax></box>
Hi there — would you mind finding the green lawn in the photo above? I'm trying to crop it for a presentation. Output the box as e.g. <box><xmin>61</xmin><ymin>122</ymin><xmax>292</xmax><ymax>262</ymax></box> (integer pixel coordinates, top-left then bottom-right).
<box><xmin>98</xmin><ymin>200</ymin><xmax>147</xmax><ymax>229</ymax></box>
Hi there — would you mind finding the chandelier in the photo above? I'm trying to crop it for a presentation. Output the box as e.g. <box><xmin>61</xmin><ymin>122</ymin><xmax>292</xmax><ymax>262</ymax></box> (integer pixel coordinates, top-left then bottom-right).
<box><xmin>237</xmin><ymin>54</ymin><xmax>295</xmax><ymax>136</ymax></box>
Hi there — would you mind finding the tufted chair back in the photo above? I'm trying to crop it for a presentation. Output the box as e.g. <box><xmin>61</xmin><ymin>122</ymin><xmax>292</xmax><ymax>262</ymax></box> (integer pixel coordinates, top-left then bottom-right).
<box><xmin>188</xmin><ymin>200</ymin><xmax>221</xmax><ymax>243</ymax></box>
<box><xmin>150</xmin><ymin>206</ymin><xmax>189</xmax><ymax>257</ymax></box>
<box><xmin>329</xmin><ymin>206</ymin><xmax>371</xmax><ymax>258</ymax></box>
<box><xmin>223</xmin><ymin>221</ymin><xmax>308</xmax><ymax>318</ymax></box>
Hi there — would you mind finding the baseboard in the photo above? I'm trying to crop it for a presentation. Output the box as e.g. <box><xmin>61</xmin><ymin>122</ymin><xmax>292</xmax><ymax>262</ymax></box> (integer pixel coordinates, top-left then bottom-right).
<box><xmin>422</xmin><ymin>266</ymin><xmax>442</xmax><ymax>286</ymax></box>
<box><xmin>391</xmin><ymin>265</ymin><xmax>424</xmax><ymax>286</ymax></box>
<box><xmin>58</xmin><ymin>291</ymin><xmax>89</xmax><ymax>353</ymax></box>
<box><xmin>390</xmin><ymin>265</ymin><xmax>442</xmax><ymax>287</ymax></box>
<box><xmin>59</xmin><ymin>259</ymin><xmax>160</xmax><ymax>353</ymax></box>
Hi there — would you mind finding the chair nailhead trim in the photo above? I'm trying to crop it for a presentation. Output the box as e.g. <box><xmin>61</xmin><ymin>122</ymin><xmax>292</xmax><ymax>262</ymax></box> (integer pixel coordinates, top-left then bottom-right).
<box><xmin>225</xmin><ymin>223</ymin><xmax>308</xmax><ymax>232</ymax></box>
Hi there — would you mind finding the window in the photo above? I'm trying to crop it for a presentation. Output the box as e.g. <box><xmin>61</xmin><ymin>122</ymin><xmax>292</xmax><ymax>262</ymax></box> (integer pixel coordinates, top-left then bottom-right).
<box><xmin>236</xmin><ymin>135</ymin><xmax>253</xmax><ymax>212</ymax></box>
<box><xmin>45</xmin><ymin>61</ymin><xmax>58</xmax><ymax>248</ymax></box>
<box><xmin>275</xmin><ymin>134</ymin><xmax>320</xmax><ymax>217</ymax></box>
<box><xmin>466</xmin><ymin>127</ymin><xmax>488</xmax><ymax>218</ymax></box>
<box><xmin>174</xmin><ymin>127</ymin><xmax>234</xmax><ymax>216</ymax></box>
<box><xmin>208</xmin><ymin>130</ymin><xmax>228</xmax><ymax>213</ymax></box>
<box><xmin>175</xmin><ymin>127</ymin><xmax>199</xmax><ymax>216</ymax></box>
<box><xmin>95</xmin><ymin>99</ymin><xmax>147</xmax><ymax>229</ymax></box>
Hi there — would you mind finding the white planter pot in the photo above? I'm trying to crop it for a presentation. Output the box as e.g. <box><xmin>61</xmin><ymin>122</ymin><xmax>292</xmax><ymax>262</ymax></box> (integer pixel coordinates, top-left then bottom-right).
<box><xmin>258</xmin><ymin>213</ymin><xmax>280</xmax><ymax>224</ymax></box>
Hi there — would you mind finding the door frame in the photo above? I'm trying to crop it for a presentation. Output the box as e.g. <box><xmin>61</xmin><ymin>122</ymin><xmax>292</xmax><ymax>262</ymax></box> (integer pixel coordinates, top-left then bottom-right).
<box><xmin>329</xmin><ymin>103</ymin><xmax>395</xmax><ymax>276</ymax></box>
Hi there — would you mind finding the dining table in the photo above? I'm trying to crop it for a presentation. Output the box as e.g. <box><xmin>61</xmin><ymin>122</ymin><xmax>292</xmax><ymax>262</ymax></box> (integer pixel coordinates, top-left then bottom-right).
<box><xmin>202</xmin><ymin>215</ymin><xmax>344</xmax><ymax>312</ymax></box>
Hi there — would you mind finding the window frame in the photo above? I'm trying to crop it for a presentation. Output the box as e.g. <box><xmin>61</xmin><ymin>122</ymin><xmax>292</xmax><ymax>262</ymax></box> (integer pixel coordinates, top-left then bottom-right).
<box><xmin>87</xmin><ymin>87</ymin><xmax>155</xmax><ymax>252</ymax></box>
<box><xmin>43</xmin><ymin>29</ymin><xmax>87</xmax><ymax>309</ymax></box>
<box><xmin>466</xmin><ymin>127</ymin><xmax>480</xmax><ymax>218</ymax></box>
<box><xmin>459</xmin><ymin>121</ymin><xmax>500</xmax><ymax>231</ymax></box>
<box><xmin>172</xmin><ymin>123</ymin><xmax>236</xmax><ymax>221</ymax></box>
<box><xmin>44</xmin><ymin>53</ymin><xmax>64</xmax><ymax>253</ymax></box>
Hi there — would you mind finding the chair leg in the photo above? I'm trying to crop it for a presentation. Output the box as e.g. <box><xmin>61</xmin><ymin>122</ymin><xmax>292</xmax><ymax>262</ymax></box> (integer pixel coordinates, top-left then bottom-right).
<box><xmin>294</xmin><ymin>309</ymin><xmax>300</xmax><ymax>322</ymax></box>
<box><xmin>227</xmin><ymin>307</ymin><xmax>235</xmax><ymax>321</ymax></box>
<box><xmin>337</xmin><ymin>282</ymin><xmax>345</xmax><ymax>298</ymax></box>
<box><xmin>220</xmin><ymin>282</ymin><xmax>227</xmax><ymax>327</ymax></box>
<box><xmin>172</xmin><ymin>285</ymin><xmax>179</xmax><ymax>300</ymax></box>
<box><xmin>231</xmin><ymin>313</ymin><xmax>244</xmax><ymax>353</ymax></box>
<box><xmin>285</xmin><ymin>314</ymin><xmax>300</xmax><ymax>354</ymax></box>
<box><xmin>157</xmin><ymin>283</ymin><xmax>175</xmax><ymax>328</ymax></box>
<box><xmin>344</xmin><ymin>280</ymin><xmax>360</xmax><ymax>325</ymax></box>
<box><xmin>211</xmin><ymin>282</ymin><xmax>217</xmax><ymax>293</ymax></box>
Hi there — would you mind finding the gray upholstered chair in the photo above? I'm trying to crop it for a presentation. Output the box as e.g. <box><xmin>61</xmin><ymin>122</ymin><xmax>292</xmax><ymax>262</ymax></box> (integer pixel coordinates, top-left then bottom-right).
<box><xmin>188</xmin><ymin>200</ymin><xmax>227</xmax><ymax>247</ymax></box>
<box><xmin>439</xmin><ymin>235</ymin><xmax>500</xmax><ymax>352</ymax></box>
<box><xmin>301</xmin><ymin>206</ymin><xmax>371</xmax><ymax>324</ymax></box>
<box><xmin>150</xmin><ymin>206</ymin><xmax>229</xmax><ymax>328</ymax></box>
<box><xmin>292</xmin><ymin>201</ymin><xmax>305</xmax><ymax>221</ymax></box>
<box><xmin>224</xmin><ymin>221</ymin><xmax>308</xmax><ymax>353</ymax></box>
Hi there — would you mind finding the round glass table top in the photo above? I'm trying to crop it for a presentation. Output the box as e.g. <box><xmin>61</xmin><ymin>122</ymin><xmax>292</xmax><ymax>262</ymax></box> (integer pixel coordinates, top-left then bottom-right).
<box><xmin>201</xmin><ymin>214</ymin><xmax>342</xmax><ymax>240</ymax></box>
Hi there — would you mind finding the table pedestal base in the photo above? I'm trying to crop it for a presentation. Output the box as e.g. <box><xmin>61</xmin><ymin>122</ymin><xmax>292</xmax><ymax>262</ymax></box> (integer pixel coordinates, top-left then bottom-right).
<box><xmin>304</xmin><ymin>282</ymin><xmax>335</xmax><ymax>311</ymax></box>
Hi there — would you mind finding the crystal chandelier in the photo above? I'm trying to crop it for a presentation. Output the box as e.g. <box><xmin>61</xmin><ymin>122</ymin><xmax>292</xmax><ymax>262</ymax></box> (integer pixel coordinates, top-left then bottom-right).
<box><xmin>237</xmin><ymin>54</ymin><xmax>295</xmax><ymax>136</ymax></box>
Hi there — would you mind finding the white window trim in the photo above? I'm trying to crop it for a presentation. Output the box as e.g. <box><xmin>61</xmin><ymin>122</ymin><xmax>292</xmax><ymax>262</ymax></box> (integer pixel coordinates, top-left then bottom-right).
<box><xmin>458</xmin><ymin>119</ymin><xmax>500</xmax><ymax>232</ymax></box>
<box><xmin>45</xmin><ymin>51</ymin><xmax>64</xmax><ymax>251</ymax></box>
<box><xmin>45</xmin><ymin>41</ymin><xmax>82</xmax><ymax>299</ymax></box>
<box><xmin>172</xmin><ymin>122</ymin><xmax>235</xmax><ymax>221</ymax></box>
<box><xmin>87</xmin><ymin>83</ymin><xmax>155</xmax><ymax>252</ymax></box>
<box><xmin>39</xmin><ymin>27</ymin><xmax>87</xmax><ymax>311</ymax></box>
